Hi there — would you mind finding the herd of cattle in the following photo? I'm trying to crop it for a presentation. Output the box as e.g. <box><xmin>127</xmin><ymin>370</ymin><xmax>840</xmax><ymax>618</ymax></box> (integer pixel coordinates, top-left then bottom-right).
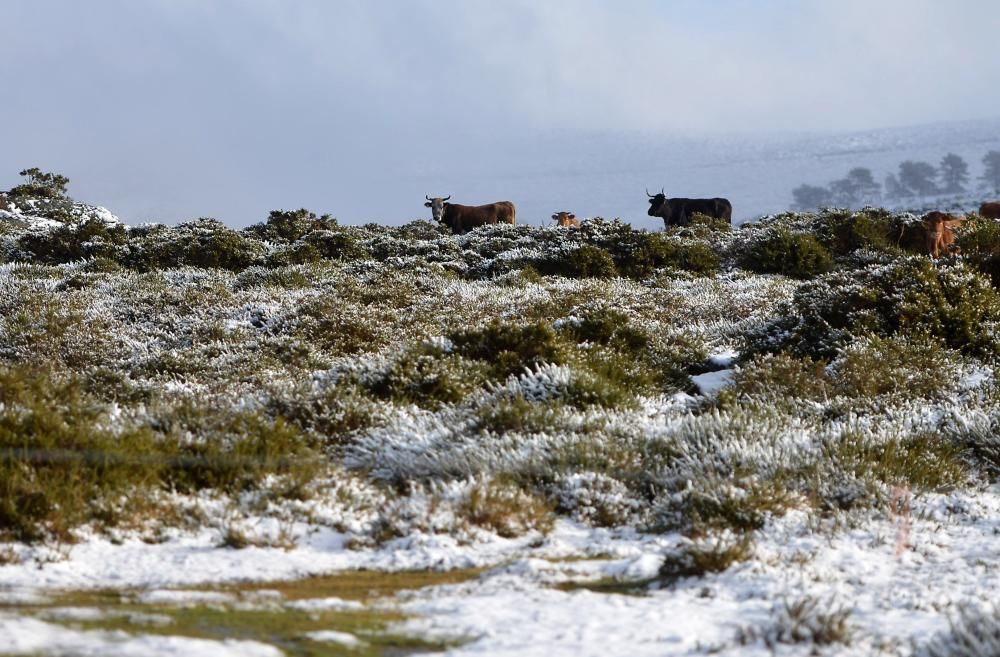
<box><xmin>425</xmin><ymin>193</ymin><xmax>1000</xmax><ymax>259</ymax></box>
<box><xmin>424</xmin><ymin>190</ymin><xmax>733</xmax><ymax>234</ymax></box>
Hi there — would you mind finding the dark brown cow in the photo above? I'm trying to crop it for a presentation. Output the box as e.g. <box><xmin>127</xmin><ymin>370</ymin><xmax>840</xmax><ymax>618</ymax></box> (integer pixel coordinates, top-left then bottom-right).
<box><xmin>980</xmin><ymin>202</ymin><xmax>1000</xmax><ymax>220</ymax></box>
<box><xmin>424</xmin><ymin>196</ymin><xmax>516</xmax><ymax>234</ymax></box>
<box><xmin>646</xmin><ymin>188</ymin><xmax>732</xmax><ymax>227</ymax></box>
<box><xmin>551</xmin><ymin>211</ymin><xmax>580</xmax><ymax>228</ymax></box>
<box><xmin>923</xmin><ymin>211</ymin><xmax>965</xmax><ymax>258</ymax></box>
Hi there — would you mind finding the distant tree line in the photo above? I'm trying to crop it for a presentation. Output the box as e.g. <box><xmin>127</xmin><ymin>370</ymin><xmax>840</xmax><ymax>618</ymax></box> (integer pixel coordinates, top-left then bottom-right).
<box><xmin>792</xmin><ymin>150</ymin><xmax>1000</xmax><ymax>211</ymax></box>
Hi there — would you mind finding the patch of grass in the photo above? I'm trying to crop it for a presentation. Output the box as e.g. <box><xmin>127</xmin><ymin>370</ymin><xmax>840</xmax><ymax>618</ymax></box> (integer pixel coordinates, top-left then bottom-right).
<box><xmin>916</xmin><ymin>604</ymin><xmax>1000</xmax><ymax>657</ymax></box>
<box><xmin>830</xmin><ymin>334</ymin><xmax>959</xmax><ymax>399</ymax></box>
<box><xmin>822</xmin><ymin>431</ymin><xmax>966</xmax><ymax>494</ymax></box>
<box><xmin>34</xmin><ymin>569</ymin><xmax>483</xmax><ymax>656</ymax></box>
<box><xmin>0</xmin><ymin>366</ymin><xmax>161</xmax><ymax>542</ymax></box>
<box><xmin>152</xmin><ymin>405</ymin><xmax>322</xmax><ymax>498</ymax></box>
<box><xmin>474</xmin><ymin>396</ymin><xmax>562</xmax><ymax>434</ymax></box>
<box><xmin>658</xmin><ymin>532</ymin><xmax>755</xmax><ymax>582</ymax></box>
<box><xmin>719</xmin><ymin>352</ymin><xmax>831</xmax><ymax>407</ymax></box>
<box><xmin>460</xmin><ymin>478</ymin><xmax>555</xmax><ymax>538</ymax></box>
<box><xmin>738</xmin><ymin>596</ymin><xmax>855</xmax><ymax>648</ymax></box>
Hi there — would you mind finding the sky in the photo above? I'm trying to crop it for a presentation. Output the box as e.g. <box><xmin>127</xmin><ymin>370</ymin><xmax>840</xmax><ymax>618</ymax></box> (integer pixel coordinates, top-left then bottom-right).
<box><xmin>1</xmin><ymin>0</ymin><xmax>999</xmax><ymax>225</ymax></box>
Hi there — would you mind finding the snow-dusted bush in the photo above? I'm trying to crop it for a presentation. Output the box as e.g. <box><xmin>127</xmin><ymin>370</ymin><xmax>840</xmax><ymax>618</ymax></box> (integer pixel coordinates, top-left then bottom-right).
<box><xmin>738</xmin><ymin>596</ymin><xmax>855</xmax><ymax>649</ymax></box>
<box><xmin>916</xmin><ymin>604</ymin><xmax>1000</xmax><ymax>657</ymax></box>
<box><xmin>742</xmin><ymin>227</ymin><xmax>833</xmax><ymax>278</ymax></box>
<box><xmin>556</xmin><ymin>472</ymin><xmax>644</xmax><ymax>526</ymax></box>
<box><xmin>748</xmin><ymin>258</ymin><xmax>1000</xmax><ymax>359</ymax></box>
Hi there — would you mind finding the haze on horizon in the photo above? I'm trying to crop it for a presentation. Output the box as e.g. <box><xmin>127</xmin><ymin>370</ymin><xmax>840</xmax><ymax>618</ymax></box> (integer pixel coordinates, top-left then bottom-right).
<box><xmin>2</xmin><ymin>0</ymin><xmax>999</xmax><ymax>226</ymax></box>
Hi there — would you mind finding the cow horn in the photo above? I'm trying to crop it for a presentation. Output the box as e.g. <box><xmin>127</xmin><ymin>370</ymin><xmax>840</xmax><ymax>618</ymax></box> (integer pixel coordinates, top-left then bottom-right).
<box><xmin>443</xmin><ymin>195</ymin><xmax>451</xmax><ymax>201</ymax></box>
<box><xmin>425</xmin><ymin>195</ymin><xmax>432</xmax><ymax>201</ymax></box>
<box><xmin>646</xmin><ymin>188</ymin><xmax>654</xmax><ymax>198</ymax></box>
<box><xmin>661</xmin><ymin>187</ymin><xmax>665</xmax><ymax>195</ymax></box>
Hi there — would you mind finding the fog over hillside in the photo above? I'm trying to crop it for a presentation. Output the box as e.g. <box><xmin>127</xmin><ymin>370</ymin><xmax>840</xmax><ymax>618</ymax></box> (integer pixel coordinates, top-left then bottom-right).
<box><xmin>3</xmin><ymin>2</ymin><xmax>1000</xmax><ymax>227</ymax></box>
<box><xmin>394</xmin><ymin>117</ymin><xmax>1000</xmax><ymax>228</ymax></box>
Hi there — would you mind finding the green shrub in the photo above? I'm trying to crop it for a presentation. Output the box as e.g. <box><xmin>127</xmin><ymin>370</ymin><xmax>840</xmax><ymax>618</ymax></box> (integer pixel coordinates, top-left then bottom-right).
<box><xmin>18</xmin><ymin>218</ymin><xmax>127</xmax><ymax>264</ymax></box>
<box><xmin>748</xmin><ymin>259</ymin><xmax>1000</xmax><ymax>359</ymax></box>
<box><xmin>182</xmin><ymin>219</ymin><xmax>264</xmax><ymax>270</ymax></box>
<box><xmin>161</xmin><ymin>411</ymin><xmax>321</xmax><ymax>498</ymax></box>
<box><xmin>267</xmin><ymin>242</ymin><xmax>323</xmax><ymax>267</ymax></box>
<box><xmin>536</xmin><ymin>244</ymin><xmax>618</xmax><ymax>278</ymax></box>
<box><xmin>830</xmin><ymin>335</ymin><xmax>958</xmax><ymax>399</ymax></box>
<box><xmin>955</xmin><ymin>215</ymin><xmax>1000</xmax><ymax>286</ymax></box>
<box><xmin>819</xmin><ymin>208</ymin><xmax>895</xmax><ymax>255</ymax></box>
<box><xmin>245</xmin><ymin>208</ymin><xmax>338</xmax><ymax>243</ymax></box>
<box><xmin>7</xmin><ymin>168</ymin><xmax>70</xmax><ymax>200</ymax></box>
<box><xmin>743</xmin><ymin>228</ymin><xmax>833</xmax><ymax>278</ymax></box>
<box><xmin>687</xmin><ymin>212</ymin><xmax>732</xmax><ymax>233</ymax></box>
<box><xmin>460</xmin><ymin>478</ymin><xmax>554</xmax><ymax>537</ymax></box>
<box><xmin>368</xmin><ymin>345</ymin><xmax>489</xmax><ymax>409</ymax></box>
<box><xmin>125</xmin><ymin>219</ymin><xmax>266</xmax><ymax>271</ymax></box>
<box><xmin>720</xmin><ymin>353</ymin><xmax>832</xmax><ymax>406</ymax></box>
<box><xmin>822</xmin><ymin>431</ymin><xmax>966</xmax><ymax>493</ymax></box>
<box><xmin>563</xmin><ymin>309</ymin><xmax>649</xmax><ymax>353</ymax></box>
<box><xmin>0</xmin><ymin>367</ymin><xmax>159</xmax><ymax>541</ymax></box>
<box><xmin>449</xmin><ymin>320</ymin><xmax>565</xmax><ymax>380</ymax></box>
<box><xmin>301</xmin><ymin>229</ymin><xmax>365</xmax><ymax>260</ymax></box>
<box><xmin>616</xmin><ymin>232</ymin><xmax>719</xmax><ymax>279</ymax></box>
<box><xmin>659</xmin><ymin>532</ymin><xmax>754</xmax><ymax>581</ymax></box>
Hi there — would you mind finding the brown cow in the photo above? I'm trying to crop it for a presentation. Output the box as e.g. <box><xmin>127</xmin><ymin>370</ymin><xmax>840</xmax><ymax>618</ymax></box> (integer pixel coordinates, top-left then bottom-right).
<box><xmin>980</xmin><ymin>202</ymin><xmax>1000</xmax><ymax>220</ymax></box>
<box><xmin>551</xmin><ymin>211</ymin><xmax>580</xmax><ymax>228</ymax></box>
<box><xmin>923</xmin><ymin>211</ymin><xmax>965</xmax><ymax>258</ymax></box>
<box><xmin>424</xmin><ymin>196</ymin><xmax>516</xmax><ymax>234</ymax></box>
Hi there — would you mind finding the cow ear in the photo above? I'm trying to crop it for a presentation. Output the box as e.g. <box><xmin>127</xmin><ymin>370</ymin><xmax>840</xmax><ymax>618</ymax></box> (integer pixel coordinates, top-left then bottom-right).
<box><xmin>424</xmin><ymin>202</ymin><xmax>432</xmax><ymax>207</ymax></box>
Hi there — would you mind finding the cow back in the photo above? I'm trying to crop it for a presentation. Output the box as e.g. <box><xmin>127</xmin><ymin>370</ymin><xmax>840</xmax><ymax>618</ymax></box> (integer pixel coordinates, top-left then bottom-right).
<box><xmin>981</xmin><ymin>202</ymin><xmax>1000</xmax><ymax>220</ymax></box>
<box><xmin>662</xmin><ymin>197</ymin><xmax>732</xmax><ymax>227</ymax></box>
<box><xmin>443</xmin><ymin>201</ymin><xmax>516</xmax><ymax>234</ymax></box>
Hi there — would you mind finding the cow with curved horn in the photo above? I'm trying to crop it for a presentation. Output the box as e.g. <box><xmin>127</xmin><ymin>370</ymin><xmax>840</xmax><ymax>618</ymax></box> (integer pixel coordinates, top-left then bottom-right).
<box><xmin>424</xmin><ymin>195</ymin><xmax>516</xmax><ymax>234</ymax></box>
<box><xmin>646</xmin><ymin>188</ymin><xmax>732</xmax><ymax>228</ymax></box>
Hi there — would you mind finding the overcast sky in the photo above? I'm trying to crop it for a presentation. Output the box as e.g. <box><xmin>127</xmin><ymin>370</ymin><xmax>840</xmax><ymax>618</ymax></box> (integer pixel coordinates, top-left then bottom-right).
<box><xmin>2</xmin><ymin>1</ymin><xmax>999</xmax><ymax>225</ymax></box>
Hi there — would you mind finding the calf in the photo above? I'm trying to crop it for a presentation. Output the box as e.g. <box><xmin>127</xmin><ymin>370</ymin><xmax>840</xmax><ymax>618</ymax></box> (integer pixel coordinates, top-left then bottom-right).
<box><xmin>551</xmin><ymin>211</ymin><xmax>580</xmax><ymax>228</ymax></box>
<box><xmin>923</xmin><ymin>211</ymin><xmax>965</xmax><ymax>258</ymax></box>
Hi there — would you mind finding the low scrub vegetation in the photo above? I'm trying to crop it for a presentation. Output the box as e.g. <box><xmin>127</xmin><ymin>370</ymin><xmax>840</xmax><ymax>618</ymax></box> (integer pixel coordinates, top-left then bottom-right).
<box><xmin>2</xmin><ymin>194</ymin><xmax>1000</xmax><ymax>558</ymax></box>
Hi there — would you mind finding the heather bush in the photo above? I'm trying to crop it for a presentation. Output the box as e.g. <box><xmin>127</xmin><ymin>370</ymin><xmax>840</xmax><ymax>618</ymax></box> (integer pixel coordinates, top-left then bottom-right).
<box><xmin>742</xmin><ymin>228</ymin><xmax>833</xmax><ymax>278</ymax></box>
<box><xmin>18</xmin><ymin>218</ymin><xmax>127</xmax><ymax>264</ymax></box>
<box><xmin>449</xmin><ymin>320</ymin><xmax>566</xmax><ymax>380</ymax></box>
<box><xmin>244</xmin><ymin>208</ymin><xmax>338</xmax><ymax>242</ymax></box>
<box><xmin>747</xmin><ymin>258</ymin><xmax>1000</xmax><ymax>359</ymax></box>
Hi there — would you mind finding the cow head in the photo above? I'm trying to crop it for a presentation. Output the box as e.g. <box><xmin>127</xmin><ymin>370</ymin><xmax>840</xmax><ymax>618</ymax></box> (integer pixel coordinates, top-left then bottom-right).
<box><xmin>424</xmin><ymin>195</ymin><xmax>451</xmax><ymax>222</ymax></box>
<box><xmin>646</xmin><ymin>188</ymin><xmax>668</xmax><ymax>218</ymax></box>
<box><xmin>552</xmin><ymin>211</ymin><xmax>578</xmax><ymax>227</ymax></box>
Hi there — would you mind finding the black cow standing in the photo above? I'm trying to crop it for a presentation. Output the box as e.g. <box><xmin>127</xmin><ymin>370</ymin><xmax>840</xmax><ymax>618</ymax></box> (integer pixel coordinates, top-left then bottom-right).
<box><xmin>646</xmin><ymin>189</ymin><xmax>732</xmax><ymax>227</ymax></box>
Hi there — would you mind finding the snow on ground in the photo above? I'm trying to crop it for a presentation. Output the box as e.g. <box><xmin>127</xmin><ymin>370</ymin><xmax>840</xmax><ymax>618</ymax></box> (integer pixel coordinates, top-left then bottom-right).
<box><xmin>2</xmin><ymin>487</ymin><xmax>999</xmax><ymax>655</ymax></box>
<box><xmin>393</xmin><ymin>488</ymin><xmax>1000</xmax><ymax>656</ymax></box>
<box><xmin>0</xmin><ymin>522</ymin><xmax>671</xmax><ymax>593</ymax></box>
